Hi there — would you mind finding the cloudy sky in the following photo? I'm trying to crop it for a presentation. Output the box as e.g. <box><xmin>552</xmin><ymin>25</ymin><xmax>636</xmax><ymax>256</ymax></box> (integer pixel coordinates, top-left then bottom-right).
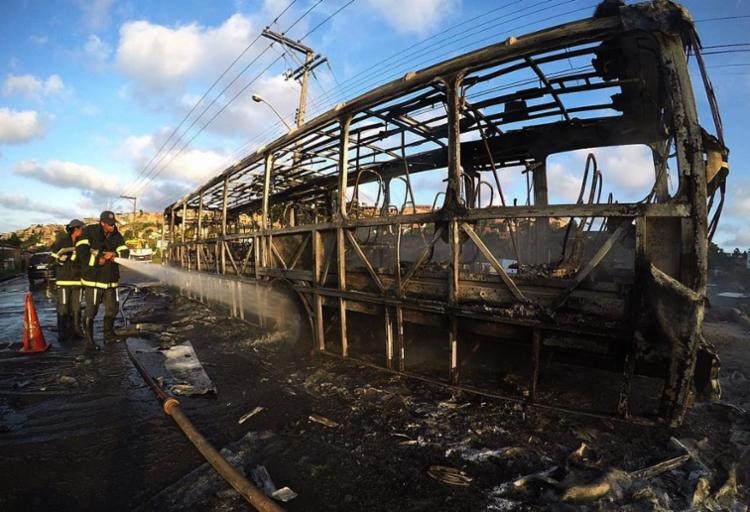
<box><xmin>0</xmin><ymin>0</ymin><xmax>748</xmax><ymax>249</ymax></box>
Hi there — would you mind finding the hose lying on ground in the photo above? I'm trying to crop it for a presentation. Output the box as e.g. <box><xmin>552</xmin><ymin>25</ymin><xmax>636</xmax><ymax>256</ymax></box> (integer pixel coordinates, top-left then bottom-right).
<box><xmin>125</xmin><ymin>341</ymin><xmax>284</xmax><ymax>512</ymax></box>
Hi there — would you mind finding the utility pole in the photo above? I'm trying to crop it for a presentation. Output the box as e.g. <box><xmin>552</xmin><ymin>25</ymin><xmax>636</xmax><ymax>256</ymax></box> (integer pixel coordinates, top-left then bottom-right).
<box><xmin>120</xmin><ymin>195</ymin><xmax>137</xmax><ymax>219</ymax></box>
<box><xmin>120</xmin><ymin>195</ymin><xmax>137</xmax><ymax>240</ymax></box>
<box><xmin>261</xmin><ymin>29</ymin><xmax>327</xmax><ymax>127</ymax></box>
<box><xmin>260</xmin><ymin>30</ymin><xmax>328</xmax><ymax>228</ymax></box>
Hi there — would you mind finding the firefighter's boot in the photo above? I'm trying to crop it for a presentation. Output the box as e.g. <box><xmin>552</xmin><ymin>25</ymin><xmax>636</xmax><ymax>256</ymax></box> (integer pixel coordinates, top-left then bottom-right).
<box><xmin>103</xmin><ymin>316</ymin><xmax>121</xmax><ymax>343</ymax></box>
<box><xmin>84</xmin><ymin>317</ymin><xmax>100</xmax><ymax>352</ymax></box>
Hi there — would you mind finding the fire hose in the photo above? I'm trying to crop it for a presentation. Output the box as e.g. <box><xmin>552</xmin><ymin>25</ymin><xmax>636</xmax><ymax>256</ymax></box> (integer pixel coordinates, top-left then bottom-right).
<box><xmin>125</xmin><ymin>342</ymin><xmax>284</xmax><ymax>512</ymax></box>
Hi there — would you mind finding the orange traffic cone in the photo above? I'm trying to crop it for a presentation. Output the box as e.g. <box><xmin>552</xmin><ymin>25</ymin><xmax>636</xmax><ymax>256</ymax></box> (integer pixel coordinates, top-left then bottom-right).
<box><xmin>19</xmin><ymin>292</ymin><xmax>50</xmax><ymax>354</ymax></box>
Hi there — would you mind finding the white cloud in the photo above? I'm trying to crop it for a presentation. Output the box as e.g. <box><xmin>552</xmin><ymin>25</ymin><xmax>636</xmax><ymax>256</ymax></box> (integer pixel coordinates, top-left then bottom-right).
<box><xmin>121</xmin><ymin>131</ymin><xmax>230</xmax><ymax>184</ymax></box>
<box><xmin>29</xmin><ymin>35</ymin><xmax>48</xmax><ymax>45</ymax></box>
<box><xmin>0</xmin><ymin>108</ymin><xmax>47</xmax><ymax>144</ymax></box>
<box><xmin>0</xmin><ymin>193</ymin><xmax>78</xmax><ymax>219</ymax></box>
<box><xmin>366</xmin><ymin>0</ymin><xmax>460</xmax><ymax>35</ymax></box>
<box><xmin>2</xmin><ymin>74</ymin><xmax>42</xmax><ymax>98</ymax></box>
<box><xmin>44</xmin><ymin>74</ymin><xmax>65</xmax><ymax>95</ymax></box>
<box><xmin>77</xmin><ymin>0</ymin><xmax>115</xmax><ymax>31</ymax></box>
<box><xmin>577</xmin><ymin>145</ymin><xmax>655</xmax><ymax>195</ymax></box>
<box><xmin>13</xmin><ymin>159</ymin><xmax>122</xmax><ymax>196</ymax></box>
<box><xmin>115</xmin><ymin>14</ymin><xmax>256</xmax><ymax>94</ymax></box>
<box><xmin>138</xmin><ymin>180</ymin><xmax>193</xmax><ymax>211</ymax></box>
<box><xmin>84</xmin><ymin>34</ymin><xmax>112</xmax><ymax>65</ymax></box>
<box><xmin>2</xmin><ymin>73</ymin><xmax>68</xmax><ymax>99</ymax></box>
<box><xmin>546</xmin><ymin>145</ymin><xmax>656</xmax><ymax>204</ymax></box>
<box><xmin>725</xmin><ymin>179</ymin><xmax>750</xmax><ymax>218</ymax></box>
<box><xmin>188</xmin><ymin>73</ymin><xmax>300</xmax><ymax>138</ymax></box>
<box><xmin>547</xmin><ymin>162</ymin><xmax>586</xmax><ymax>204</ymax></box>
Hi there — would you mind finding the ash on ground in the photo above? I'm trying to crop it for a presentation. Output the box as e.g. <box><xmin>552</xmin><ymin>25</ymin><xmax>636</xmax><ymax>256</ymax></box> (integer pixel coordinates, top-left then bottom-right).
<box><xmin>1</xmin><ymin>278</ymin><xmax>748</xmax><ymax>511</ymax></box>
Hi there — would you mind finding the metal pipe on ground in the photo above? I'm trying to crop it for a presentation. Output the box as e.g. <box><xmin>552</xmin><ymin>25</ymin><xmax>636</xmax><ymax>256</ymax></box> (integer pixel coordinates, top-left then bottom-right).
<box><xmin>125</xmin><ymin>342</ymin><xmax>284</xmax><ymax>512</ymax></box>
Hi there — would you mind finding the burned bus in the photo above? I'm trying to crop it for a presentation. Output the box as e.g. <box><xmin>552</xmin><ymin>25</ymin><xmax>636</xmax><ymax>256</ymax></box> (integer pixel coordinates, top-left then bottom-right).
<box><xmin>165</xmin><ymin>1</ymin><xmax>728</xmax><ymax>426</ymax></box>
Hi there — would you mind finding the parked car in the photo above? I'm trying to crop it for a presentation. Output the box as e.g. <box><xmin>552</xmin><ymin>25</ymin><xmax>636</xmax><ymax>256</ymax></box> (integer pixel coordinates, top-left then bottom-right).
<box><xmin>27</xmin><ymin>252</ymin><xmax>56</xmax><ymax>282</ymax></box>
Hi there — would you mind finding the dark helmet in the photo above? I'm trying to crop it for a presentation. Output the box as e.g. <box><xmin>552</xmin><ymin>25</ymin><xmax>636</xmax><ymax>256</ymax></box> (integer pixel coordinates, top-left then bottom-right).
<box><xmin>66</xmin><ymin>219</ymin><xmax>84</xmax><ymax>232</ymax></box>
<box><xmin>99</xmin><ymin>210</ymin><xmax>117</xmax><ymax>225</ymax></box>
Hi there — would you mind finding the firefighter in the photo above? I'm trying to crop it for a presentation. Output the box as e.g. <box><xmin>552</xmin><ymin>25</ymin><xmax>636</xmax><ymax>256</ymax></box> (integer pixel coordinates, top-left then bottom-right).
<box><xmin>76</xmin><ymin>211</ymin><xmax>130</xmax><ymax>351</ymax></box>
<box><xmin>50</xmin><ymin>219</ymin><xmax>85</xmax><ymax>342</ymax></box>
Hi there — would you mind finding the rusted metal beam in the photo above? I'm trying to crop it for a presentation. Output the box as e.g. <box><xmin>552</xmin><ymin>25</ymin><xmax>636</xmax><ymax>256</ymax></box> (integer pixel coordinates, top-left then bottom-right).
<box><xmin>344</xmin><ymin>230</ymin><xmax>385</xmax><ymax>293</ymax></box>
<box><xmin>289</xmin><ymin>233</ymin><xmax>311</xmax><ymax>270</ymax></box>
<box><xmin>461</xmin><ymin>222</ymin><xmax>527</xmax><ymax>303</ymax></box>
<box><xmin>270</xmin><ymin>238</ymin><xmax>288</xmax><ymax>270</ymax></box>
<box><xmin>553</xmin><ymin>220</ymin><xmax>631</xmax><ymax>309</ymax></box>
<box><xmin>399</xmin><ymin>226</ymin><xmax>444</xmax><ymax>293</ymax></box>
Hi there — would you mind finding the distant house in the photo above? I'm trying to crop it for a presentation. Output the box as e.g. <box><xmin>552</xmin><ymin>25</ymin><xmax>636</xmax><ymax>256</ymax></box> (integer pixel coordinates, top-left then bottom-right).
<box><xmin>0</xmin><ymin>245</ymin><xmax>21</xmax><ymax>271</ymax></box>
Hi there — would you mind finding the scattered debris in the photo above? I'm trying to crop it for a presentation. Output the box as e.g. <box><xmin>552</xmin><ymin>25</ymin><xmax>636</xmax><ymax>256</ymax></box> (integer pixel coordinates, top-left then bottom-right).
<box><xmin>249</xmin><ymin>465</ymin><xmax>276</xmax><ymax>496</ymax></box>
<box><xmin>512</xmin><ymin>467</ymin><xmax>562</xmax><ymax>491</ymax></box>
<box><xmin>12</xmin><ymin>380</ymin><xmax>31</xmax><ymax>390</ymax></box>
<box><xmin>427</xmin><ymin>465</ymin><xmax>473</xmax><ymax>486</ymax></box>
<box><xmin>215</xmin><ymin>488</ymin><xmax>239</xmax><ymax>499</ymax></box>
<box><xmin>271</xmin><ymin>487</ymin><xmax>297</xmax><ymax>502</ymax></box>
<box><xmin>238</xmin><ymin>406</ymin><xmax>265</xmax><ymax>424</ymax></box>
<box><xmin>561</xmin><ymin>469</ymin><xmax>626</xmax><ymax>503</ymax></box>
<box><xmin>57</xmin><ymin>375</ymin><xmax>77</xmax><ymax>386</ymax></box>
<box><xmin>628</xmin><ymin>453</ymin><xmax>691</xmax><ymax>480</ymax></box>
<box><xmin>309</xmin><ymin>414</ymin><xmax>339</xmax><ymax>428</ymax></box>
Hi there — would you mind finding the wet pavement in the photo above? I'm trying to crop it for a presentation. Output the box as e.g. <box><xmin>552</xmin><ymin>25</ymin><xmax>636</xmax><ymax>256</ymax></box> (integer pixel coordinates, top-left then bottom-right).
<box><xmin>1</xmin><ymin>269</ymin><xmax>749</xmax><ymax>511</ymax></box>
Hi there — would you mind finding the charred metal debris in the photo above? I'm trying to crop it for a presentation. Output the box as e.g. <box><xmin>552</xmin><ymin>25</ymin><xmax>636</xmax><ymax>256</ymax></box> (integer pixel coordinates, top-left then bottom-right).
<box><xmin>164</xmin><ymin>1</ymin><xmax>729</xmax><ymax>426</ymax></box>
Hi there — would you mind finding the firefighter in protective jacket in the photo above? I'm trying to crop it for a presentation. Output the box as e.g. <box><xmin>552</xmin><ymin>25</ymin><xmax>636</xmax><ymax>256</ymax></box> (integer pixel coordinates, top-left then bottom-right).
<box><xmin>76</xmin><ymin>211</ymin><xmax>130</xmax><ymax>351</ymax></box>
<box><xmin>50</xmin><ymin>219</ymin><xmax>85</xmax><ymax>342</ymax></box>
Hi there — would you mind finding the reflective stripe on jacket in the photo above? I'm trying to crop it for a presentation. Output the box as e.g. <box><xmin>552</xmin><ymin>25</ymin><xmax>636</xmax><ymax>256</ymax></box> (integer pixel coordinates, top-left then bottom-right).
<box><xmin>76</xmin><ymin>224</ymin><xmax>130</xmax><ymax>287</ymax></box>
<box><xmin>50</xmin><ymin>234</ymin><xmax>81</xmax><ymax>285</ymax></box>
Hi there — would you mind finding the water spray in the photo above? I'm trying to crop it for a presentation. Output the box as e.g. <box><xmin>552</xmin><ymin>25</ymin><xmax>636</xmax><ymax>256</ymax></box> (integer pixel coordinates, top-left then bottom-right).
<box><xmin>114</xmin><ymin>258</ymin><xmax>297</xmax><ymax>339</ymax></box>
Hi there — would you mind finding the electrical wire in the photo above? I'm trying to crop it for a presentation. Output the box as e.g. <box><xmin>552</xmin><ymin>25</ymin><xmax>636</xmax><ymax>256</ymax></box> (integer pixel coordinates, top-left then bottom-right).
<box><xmin>129</xmin><ymin>0</ymin><xmax>354</xmax><ymax>201</ymax></box>
<box><xmin>125</xmin><ymin>1</ymin><xmax>324</xmax><ymax>200</ymax></box>
<box><xmin>121</xmin><ymin>0</ymin><xmax>298</xmax><ymax>199</ymax></box>
<box><xmin>230</xmin><ymin>0</ymin><xmax>591</xmax><ymax>168</ymax></box>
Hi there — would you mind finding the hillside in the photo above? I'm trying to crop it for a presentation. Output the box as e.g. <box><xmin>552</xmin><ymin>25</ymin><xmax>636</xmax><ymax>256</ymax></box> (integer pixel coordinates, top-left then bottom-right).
<box><xmin>0</xmin><ymin>211</ymin><xmax>165</xmax><ymax>252</ymax></box>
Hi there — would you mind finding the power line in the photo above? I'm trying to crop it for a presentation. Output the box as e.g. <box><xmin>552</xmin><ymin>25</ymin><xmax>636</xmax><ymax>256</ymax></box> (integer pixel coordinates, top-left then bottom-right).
<box><xmin>304</xmin><ymin>0</ymin><xmax>570</xmax><ymax>117</ymax></box>
<box><xmin>130</xmin><ymin>0</ymin><xmax>350</xmax><ymax>200</ymax></box>
<box><xmin>300</xmin><ymin>0</ymin><xmax>355</xmax><ymax>39</ymax></box>
<box><xmin>701</xmin><ymin>49</ymin><xmax>750</xmax><ymax>56</ymax></box>
<box><xmin>239</xmin><ymin>0</ymin><xmax>585</xmax><ymax>159</ymax></box>
<box><xmin>696</xmin><ymin>15</ymin><xmax>750</xmax><ymax>22</ymax></box>
<box><xmin>703</xmin><ymin>43</ymin><xmax>750</xmax><ymax>49</ymax></box>
<box><xmin>147</xmin><ymin>1</ymin><xmax>597</xmax><ymax>207</ymax></box>
<box><xmin>125</xmin><ymin>1</ymin><xmax>323</xmax><ymax>200</ymax></box>
<box><xmin>303</xmin><ymin>1</ymin><xmax>594</xmax><ymax>123</ymax></box>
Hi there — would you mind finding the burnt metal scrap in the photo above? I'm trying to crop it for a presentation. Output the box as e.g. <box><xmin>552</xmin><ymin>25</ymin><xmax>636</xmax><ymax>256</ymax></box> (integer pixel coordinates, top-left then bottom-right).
<box><xmin>164</xmin><ymin>0</ymin><xmax>729</xmax><ymax>426</ymax></box>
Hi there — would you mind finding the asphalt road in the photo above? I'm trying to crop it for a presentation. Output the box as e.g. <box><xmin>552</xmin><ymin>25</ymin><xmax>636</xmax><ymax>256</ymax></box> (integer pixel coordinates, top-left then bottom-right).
<box><xmin>1</xmin><ymin>269</ymin><xmax>748</xmax><ymax>511</ymax></box>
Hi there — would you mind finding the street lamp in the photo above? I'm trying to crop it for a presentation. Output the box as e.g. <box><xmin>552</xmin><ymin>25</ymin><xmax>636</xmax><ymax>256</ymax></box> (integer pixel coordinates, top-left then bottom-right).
<box><xmin>252</xmin><ymin>94</ymin><xmax>292</xmax><ymax>131</ymax></box>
